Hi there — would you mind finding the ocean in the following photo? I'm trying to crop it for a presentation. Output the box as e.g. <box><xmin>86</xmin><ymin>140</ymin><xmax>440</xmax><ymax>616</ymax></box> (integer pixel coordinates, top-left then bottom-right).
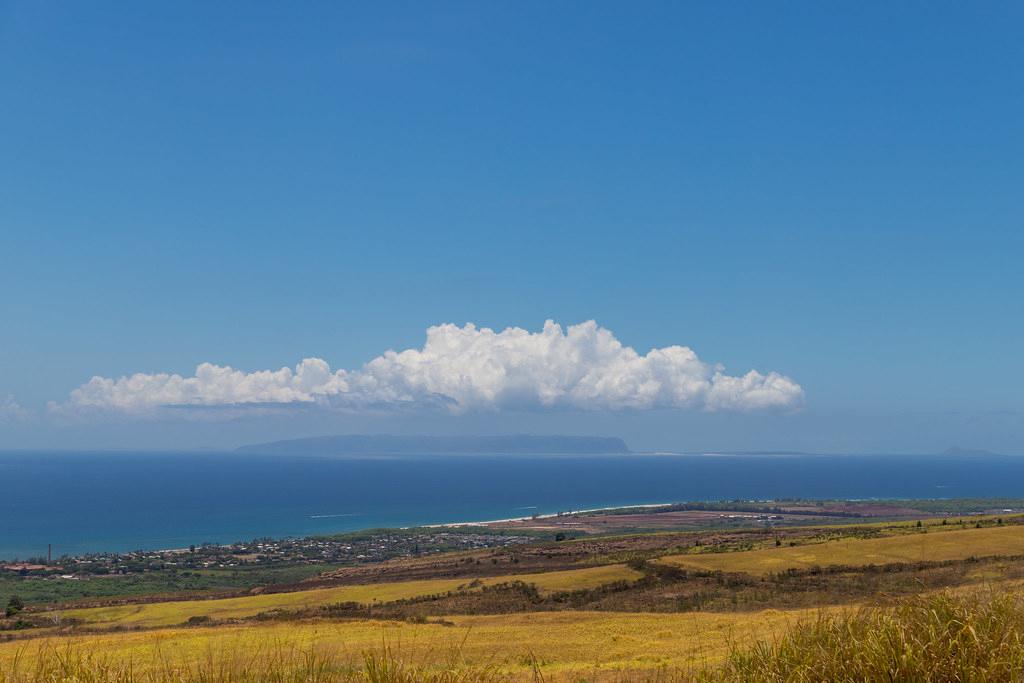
<box><xmin>2</xmin><ymin>450</ymin><xmax>1024</xmax><ymax>560</ymax></box>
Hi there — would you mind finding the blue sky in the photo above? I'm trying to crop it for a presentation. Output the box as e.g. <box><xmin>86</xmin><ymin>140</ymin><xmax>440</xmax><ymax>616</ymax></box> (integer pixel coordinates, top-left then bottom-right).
<box><xmin>1</xmin><ymin>2</ymin><xmax>1022</xmax><ymax>452</ymax></box>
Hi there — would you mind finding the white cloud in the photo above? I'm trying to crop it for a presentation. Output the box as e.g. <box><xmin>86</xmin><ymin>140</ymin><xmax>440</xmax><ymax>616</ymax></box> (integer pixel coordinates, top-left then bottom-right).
<box><xmin>58</xmin><ymin>321</ymin><xmax>803</xmax><ymax>415</ymax></box>
<box><xmin>0</xmin><ymin>395</ymin><xmax>29</xmax><ymax>421</ymax></box>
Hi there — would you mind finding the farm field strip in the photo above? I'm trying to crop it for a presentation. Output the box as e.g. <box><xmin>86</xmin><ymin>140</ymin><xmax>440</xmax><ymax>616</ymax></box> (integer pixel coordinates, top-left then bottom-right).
<box><xmin>58</xmin><ymin>564</ymin><xmax>643</xmax><ymax>629</ymax></box>
<box><xmin>657</xmin><ymin>524</ymin><xmax>1024</xmax><ymax>574</ymax></box>
<box><xmin>0</xmin><ymin>607</ymin><xmax>829</xmax><ymax>677</ymax></box>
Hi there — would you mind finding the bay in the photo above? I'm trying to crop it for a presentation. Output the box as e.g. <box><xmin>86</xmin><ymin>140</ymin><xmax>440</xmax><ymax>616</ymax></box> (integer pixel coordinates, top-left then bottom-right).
<box><xmin>2</xmin><ymin>450</ymin><xmax>1023</xmax><ymax>560</ymax></box>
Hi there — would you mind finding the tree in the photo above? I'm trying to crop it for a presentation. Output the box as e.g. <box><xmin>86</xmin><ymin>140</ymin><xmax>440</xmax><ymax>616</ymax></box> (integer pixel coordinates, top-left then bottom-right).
<box><xmin>5</xmin><ymin>595</ymin><xmax>24</xmax><ymax>617</ymax></box>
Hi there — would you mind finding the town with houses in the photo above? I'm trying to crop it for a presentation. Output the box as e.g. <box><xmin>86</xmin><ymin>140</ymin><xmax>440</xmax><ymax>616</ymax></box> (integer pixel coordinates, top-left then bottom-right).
<box><xmin>1</xmin><ymin>529</ymin><xmax>535</xmax><ymax>579</ymax></box>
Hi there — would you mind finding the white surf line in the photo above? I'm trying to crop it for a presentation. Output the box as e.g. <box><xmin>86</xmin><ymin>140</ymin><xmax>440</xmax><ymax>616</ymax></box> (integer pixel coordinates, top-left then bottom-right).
<box><xmin>309</xmin><ymin>513</ymin><xmax>363</xmax><ymax>519</ymax></box>
<box><xmin>419</xmin><ymin>502</ymin><xmax>676</xmax><ymax>529</ymax></box>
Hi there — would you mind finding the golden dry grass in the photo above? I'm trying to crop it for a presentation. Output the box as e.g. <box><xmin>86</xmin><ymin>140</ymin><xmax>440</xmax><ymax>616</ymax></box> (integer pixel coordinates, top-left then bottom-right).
<box><xmin>720</xmin><ymin>589</ymin><xmax>1024</xmax><ymax>682</ymax></box>
<box><xmin>658</xmin><ymin>524</ymin><xmax>1024</xmax><ymax>574</ymax></box>
<box><xmin>7</xmin><ymin>591</ymin><xmax>1024</xmax><ymax>682</ymax></box>
<box><xmin>0</xmin><ymin>608</ymin><xmax>825</xmax><ymax>679</ymax></box>
<box><xmin>518</xmin><ymin>562</ymin><xmax>643</xmax><ymax>592</ymax></box>
<box><xmin>58</xmin><ymin>564</ymin><xmax>643</xmax><ymax>629</ymax></box>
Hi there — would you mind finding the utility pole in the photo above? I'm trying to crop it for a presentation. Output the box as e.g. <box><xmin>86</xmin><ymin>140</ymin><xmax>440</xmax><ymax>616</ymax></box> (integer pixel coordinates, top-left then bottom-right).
<box><xmin>48</xmin><ymin>544</ymin><xmax>52</xmax><ymax>564</ymax></box>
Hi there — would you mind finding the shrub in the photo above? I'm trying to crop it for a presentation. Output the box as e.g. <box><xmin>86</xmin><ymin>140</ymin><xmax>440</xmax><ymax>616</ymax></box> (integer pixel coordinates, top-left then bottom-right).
<box><xmin>719</xmin><ymin>591</ymin><xmax>1024</xmax><ymax>682</ymax></box>
<box><xmin>4</xmin><ymin>596</ymin><xmax>23</xmax><ymax>618</ymax></box>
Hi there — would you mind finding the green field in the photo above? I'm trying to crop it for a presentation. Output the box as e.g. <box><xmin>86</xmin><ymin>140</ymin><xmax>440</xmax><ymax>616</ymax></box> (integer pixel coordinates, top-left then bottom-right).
<box><xmin>0</xmin><ymin>563</ymin><xmax>341</xmax><ymax>607</ymax></box>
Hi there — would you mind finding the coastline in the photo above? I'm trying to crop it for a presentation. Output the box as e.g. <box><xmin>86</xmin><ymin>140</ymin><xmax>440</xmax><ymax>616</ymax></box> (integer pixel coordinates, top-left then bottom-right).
<box><xmin>91</xmin><ymin>503</ymin><xmax>673</xmax><ymax>557</ymax></box>
<box><xmin>419</xmin><ymin>502</ymin><xmax>673</xmax><ymax>529</ymax></box>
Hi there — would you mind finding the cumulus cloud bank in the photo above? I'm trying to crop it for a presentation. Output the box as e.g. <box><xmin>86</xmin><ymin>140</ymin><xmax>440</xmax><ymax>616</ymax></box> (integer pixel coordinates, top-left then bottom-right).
<box><xmin>60</xmin><ymin>321</ymin><xmax>803</xmax><ymax>415</ymax></box>
<box><xmin>0</xmin><ymin>395</ymin><xmax>29</xmax><ymax>421</ymax></box>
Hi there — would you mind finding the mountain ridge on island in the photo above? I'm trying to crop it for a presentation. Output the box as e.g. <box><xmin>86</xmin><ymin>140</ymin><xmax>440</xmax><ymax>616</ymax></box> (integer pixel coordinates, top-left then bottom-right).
<box><xmin>941</xmin><ymin>446</ymin><xmax>1004</xmax><ymax>457</ymax></box>
<box><xmin>237</xmin><ymin>434</ymin><xmax>631</xmax><ymax>456</ymax></box>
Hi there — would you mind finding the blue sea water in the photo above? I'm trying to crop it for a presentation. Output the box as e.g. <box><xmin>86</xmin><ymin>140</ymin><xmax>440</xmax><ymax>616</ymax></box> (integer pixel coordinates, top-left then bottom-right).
<box><xmin>2</xmin><ymin>451</ymin><xmax>1024</xmax><ymax>560</ymax></box>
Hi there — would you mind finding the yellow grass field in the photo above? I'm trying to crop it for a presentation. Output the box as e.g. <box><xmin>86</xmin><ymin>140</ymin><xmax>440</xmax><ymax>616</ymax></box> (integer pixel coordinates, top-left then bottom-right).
<box><xmin>658</xmin><ymin>524</ymin><xmax>1024</xmax><ymax>574</ymax></box>
<box><xmin>1</xmin><ymin>608</ymin><xmax>826</xmax><ymax>679</ymax></box>
<box><xmin>59</xmin><ymin>564</ymin><xmax>642</xmax><ymax>629</ymax></box>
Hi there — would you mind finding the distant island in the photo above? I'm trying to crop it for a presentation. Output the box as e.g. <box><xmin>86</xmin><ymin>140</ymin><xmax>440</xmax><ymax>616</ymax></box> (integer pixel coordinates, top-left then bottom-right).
<box><xmin>942</xmin><ymin>446</ymin><xmax>1004</xmax><ymax>457</ymax></box>
<box><xmin>237</xmin><ymin>434</ymin><xmax>631</xmax><ymax>456</ymax></box>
